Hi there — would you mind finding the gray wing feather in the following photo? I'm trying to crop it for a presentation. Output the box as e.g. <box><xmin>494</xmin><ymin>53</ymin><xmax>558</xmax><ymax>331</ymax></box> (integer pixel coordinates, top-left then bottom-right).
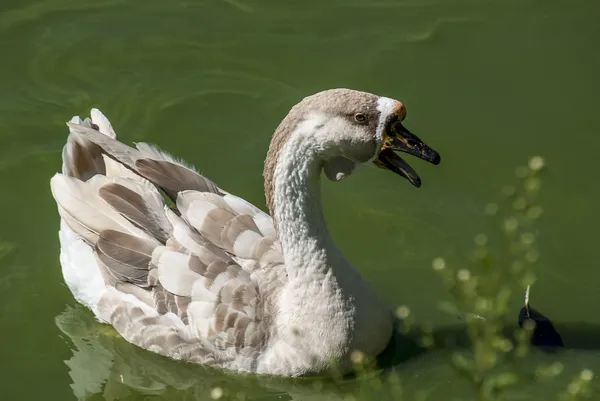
<box><xmin>135</xmin><ymin>158</ymin><xmax>221</xmax><ymax>199</ymax></box>
<box><xmin>54</xmin><ymin>113</ymin><xmax>285</xmax><ymax>370</ymax></box>
<box><xmin>95</xmin><ymin>229</ymin><xmax>159</xmax><ymax>287</ymax></box>
<box><xmin>99</xmin><ymin>182</ymin><xmax>171</xmax><ymax>243</ymax></box>
<box><xmin>66</xmin><ymin>122</ymin><xmax>221</xmax><ymax>198</ymax></box>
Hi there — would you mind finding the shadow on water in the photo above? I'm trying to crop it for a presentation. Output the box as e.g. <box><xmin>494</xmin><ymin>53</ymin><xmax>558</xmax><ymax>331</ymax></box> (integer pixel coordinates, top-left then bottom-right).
<box><xmin>55</xmin><ymin>303</ymin><xmax>600</xmax><ymax>401</ymax></box>
<box><xmin>379</xmin><ymin>316</ymin><xmax>600</xmax><ymax>372</ymax></box>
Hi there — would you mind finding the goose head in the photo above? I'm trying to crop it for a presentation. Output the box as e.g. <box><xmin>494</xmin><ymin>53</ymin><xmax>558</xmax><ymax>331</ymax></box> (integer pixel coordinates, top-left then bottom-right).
<box><xmin>281</xmin><ymin>89</ymin><xmax>440</xmax><ymax>183</ymax></box>
<box><xmin>264</xmin><ymin>89</ymin><xmax>441</xmax><ymax>212</ymax></box>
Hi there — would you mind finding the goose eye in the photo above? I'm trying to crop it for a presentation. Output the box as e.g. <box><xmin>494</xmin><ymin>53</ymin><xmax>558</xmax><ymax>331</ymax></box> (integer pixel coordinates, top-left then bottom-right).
<box><xmin>353</xmin><ymin>113</ymin><xmax>367</xmax><ymax>123</ymax></box>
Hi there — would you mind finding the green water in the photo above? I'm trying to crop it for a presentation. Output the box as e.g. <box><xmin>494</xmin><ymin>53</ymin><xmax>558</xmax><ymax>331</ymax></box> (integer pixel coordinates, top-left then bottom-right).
<box><xmin>1</xmin><ymin>0</ymin><xmax>600</xmax><ymax>399</ymax></box>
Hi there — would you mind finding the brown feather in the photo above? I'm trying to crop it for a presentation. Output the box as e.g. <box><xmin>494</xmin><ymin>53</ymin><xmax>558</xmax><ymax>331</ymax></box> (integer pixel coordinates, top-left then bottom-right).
<box><xmin>95</xmin><ymin>229</ymin><xmax>159</xmax><ymax>287</ymax></box>
<box><xmin>62</xmin><ymin>135</ymin><xmax>105</xmax><ymax>181</ymax></box>
<box><xmin>135</xmin><ymin>158</ymin><xmax>221</xmax><ymax>199</ymax></box>
<box><xmin>99</xmin><ymin>183</ymin><xmax>170</xmax><ymax>243</ymax></box>
<box><xmin>220</xmin><ymin>214</ymin><xmax>262</xmax><ymax>252</ymax></box>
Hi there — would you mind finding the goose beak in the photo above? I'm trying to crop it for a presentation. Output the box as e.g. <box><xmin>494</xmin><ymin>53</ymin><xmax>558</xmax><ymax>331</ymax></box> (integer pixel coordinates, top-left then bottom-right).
<box><xmin>374</xmin><ymin>119</ymin><xmax>440</xmax><ymax>187</ymax></box>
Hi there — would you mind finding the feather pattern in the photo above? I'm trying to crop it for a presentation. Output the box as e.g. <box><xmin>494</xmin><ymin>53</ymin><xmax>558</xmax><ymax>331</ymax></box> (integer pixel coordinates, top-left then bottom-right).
<box><xmin>98</xmin><ymin>182</ymin><xmax>171</xmax><ymax>243</ymax></box>
<box><xmin>52</xmin><ymin>111</ymin><xmax>285</xmax><ymax>374</ymax></box>
<box><xmin>135</xmin><ymin>158</ymin><xmax>221</xmax><ymax>199</ymax></box>
<box><xmin>95</xmin><ymin>229</ymin><xmax>158</xmax><ymax>287</ymax></box>
<box><xmin>64</xmin><ymin>122</ymin><xmax>221</xmax><ymax>199</ymax></box>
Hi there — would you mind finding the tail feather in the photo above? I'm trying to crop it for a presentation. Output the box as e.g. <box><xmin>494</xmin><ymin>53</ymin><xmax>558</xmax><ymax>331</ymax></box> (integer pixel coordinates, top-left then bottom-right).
<box><xmin>90</xmin><ymin>108</ymin><xmax>116</xmax><ymax>139</ymax></box>
<box><xmin>61</xmin><ymin>110</ymin><xmax>116</xmax><ymax>181</ymax></box>
<box><xmin>61</xmin><ymin>134</ymin><xmax>105</xmax><ymax>181</ymax></box>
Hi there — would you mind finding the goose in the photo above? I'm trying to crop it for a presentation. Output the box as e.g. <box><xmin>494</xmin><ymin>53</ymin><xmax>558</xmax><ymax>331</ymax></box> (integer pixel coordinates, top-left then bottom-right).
<box><xmin>50</xmin><ymin>88</ymin><xmax>441</xmax><ymax>377</ymax></box>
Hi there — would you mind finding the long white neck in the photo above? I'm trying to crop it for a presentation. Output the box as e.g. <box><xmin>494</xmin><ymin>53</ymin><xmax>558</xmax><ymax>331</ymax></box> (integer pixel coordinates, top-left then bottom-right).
<box><xmin>272</xmin><ymin>117</ymin><xmax>347</xmax><ymax>279</ymax></box>
<box><xmin>265</xmin><ymin>115</ymin><xmax>392</xmax><ymax>372</ymax></box>
<box><xmin>265</xmin><ymin>116</ymin><xmax>393</xmax><ymax>375</ymax></box>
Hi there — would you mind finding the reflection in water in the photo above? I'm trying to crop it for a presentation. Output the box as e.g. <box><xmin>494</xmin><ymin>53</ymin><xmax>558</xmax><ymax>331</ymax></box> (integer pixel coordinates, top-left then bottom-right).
<box><xmin>56</xmin><ymin>305</ymin><xmax>408</xmax><ymax>401</ymax></box>
<box><xmin>57</xmin><ymin>304</ymin><xmax>242</xmax><ymax>400</ymax></box>
<box><xmin>56</xmin><ymin>303</ymin><xmax>600</xmax><ymax>401</ymax></box>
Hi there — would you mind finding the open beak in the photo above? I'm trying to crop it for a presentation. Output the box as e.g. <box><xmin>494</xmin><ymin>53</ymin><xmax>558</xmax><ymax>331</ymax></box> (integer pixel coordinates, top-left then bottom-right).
<box><xmin>374</xmin><ymin>116</ymin><xmax>440</xmax><ymax>187</ymax></box>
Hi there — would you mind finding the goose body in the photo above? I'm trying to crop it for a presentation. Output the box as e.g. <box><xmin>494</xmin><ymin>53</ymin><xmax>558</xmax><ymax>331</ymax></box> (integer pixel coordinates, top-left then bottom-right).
<box><xmin>50</xmin><ymin>89</ymin><xmax>440</xmax><ymax>377</ymax></box>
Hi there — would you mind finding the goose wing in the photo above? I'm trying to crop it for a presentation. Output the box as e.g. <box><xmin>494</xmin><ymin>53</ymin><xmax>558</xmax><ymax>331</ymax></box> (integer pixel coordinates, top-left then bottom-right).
<box><xmin>50</xmin><ymin>110</ymin><xmax>286</xmax><ymax>369</ymax></box>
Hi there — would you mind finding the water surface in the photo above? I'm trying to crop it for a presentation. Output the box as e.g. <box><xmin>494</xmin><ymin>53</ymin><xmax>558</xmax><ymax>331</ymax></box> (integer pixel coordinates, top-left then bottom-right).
<box><xmin>1</xmin><ymin>0</ymin><xmax>600</xmax><ymax>399</ymax></box>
